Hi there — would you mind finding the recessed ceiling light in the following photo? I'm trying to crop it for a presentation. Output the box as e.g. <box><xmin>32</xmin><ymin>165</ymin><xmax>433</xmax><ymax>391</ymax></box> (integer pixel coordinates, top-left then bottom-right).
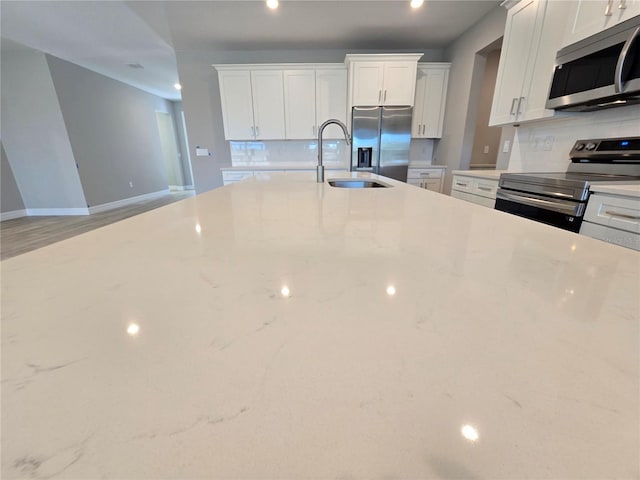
<box><xmin>410</xmin><ymin>0</ymin><xmax>424</xmax><ymax>8</ymax></box>
<box><xmin>174</xmin><ymin>83</ymin><xmax>182</xmax><ymax>90</ymax></box>
<box><xmin>266</xmin><ymin>0</ymin><xmax>279</xmax><ymax>9</ymax></box>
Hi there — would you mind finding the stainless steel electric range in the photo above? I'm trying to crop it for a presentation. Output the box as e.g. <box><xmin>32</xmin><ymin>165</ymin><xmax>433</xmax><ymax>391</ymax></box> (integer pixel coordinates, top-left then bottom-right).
<box><xmin>495</xmin><ymin>137</ymin><xmax>640</xmax><ymax>232</ymax></box>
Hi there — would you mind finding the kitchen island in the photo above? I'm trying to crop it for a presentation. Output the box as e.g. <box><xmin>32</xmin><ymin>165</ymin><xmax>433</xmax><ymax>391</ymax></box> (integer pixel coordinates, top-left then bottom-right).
<box><xmin>2</xmin><ymin>172</ymin><xmax>638</xmax><ymax>479</ymax></box>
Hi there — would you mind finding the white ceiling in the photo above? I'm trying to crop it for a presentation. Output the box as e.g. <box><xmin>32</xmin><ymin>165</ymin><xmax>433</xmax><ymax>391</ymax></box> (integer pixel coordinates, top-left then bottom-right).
<box><xmin>1</xmin><ymin>0</ymin><xmax>501</xmax><ymax>100</ymax></box>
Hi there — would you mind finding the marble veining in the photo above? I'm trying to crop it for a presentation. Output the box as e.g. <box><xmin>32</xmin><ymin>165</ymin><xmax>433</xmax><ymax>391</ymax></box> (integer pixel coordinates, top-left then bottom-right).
<box><xmin>1</xmin><ymin>172</ymin><xmax>638</xmax><ymax>479</ymax></box>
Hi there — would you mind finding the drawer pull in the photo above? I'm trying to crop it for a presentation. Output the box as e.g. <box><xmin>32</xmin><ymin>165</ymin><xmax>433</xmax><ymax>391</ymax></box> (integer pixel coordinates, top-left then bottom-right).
<box><xmin>420</xmin><ymin>173</ymin><xmax>431</xmax><ymax>177</ymax></box>
<box><xmin>455</xmin><ymin>182</ymin><xmax>468</xmax><ymax>187</ymax></box>
<box><xmin>477</xmin><ymin>186</ymin><xmax>492</xmax><ymax>192</ymax></box>
<box><xmin>604</xmin><ymin>210</ymin><xmax>640</xmax><ymax>220</ymax></box>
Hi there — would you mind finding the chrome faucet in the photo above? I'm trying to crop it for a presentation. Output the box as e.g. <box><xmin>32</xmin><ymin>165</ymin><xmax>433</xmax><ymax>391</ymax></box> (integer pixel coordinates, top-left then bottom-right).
<box><xmin>317</xmin><ymin>119</ymin><xmax>350</xmax><ymax>183</ymax></box>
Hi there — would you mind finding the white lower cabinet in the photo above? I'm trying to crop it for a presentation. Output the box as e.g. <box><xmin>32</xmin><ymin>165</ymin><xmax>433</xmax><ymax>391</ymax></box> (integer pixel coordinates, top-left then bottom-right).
<box><xmin>407</xmin><ymin>167</ymin><xmax>446</xmax><ymax>193</ymax></box>
<box><xmin>450</xmin><ymin>174</ymin><xmax>500</xmax><ymax>208</ymax></box>
<box><xmin>580</xmin><ymin>191</ymin><xmax>640</xmax><ymax>250</ymax></box>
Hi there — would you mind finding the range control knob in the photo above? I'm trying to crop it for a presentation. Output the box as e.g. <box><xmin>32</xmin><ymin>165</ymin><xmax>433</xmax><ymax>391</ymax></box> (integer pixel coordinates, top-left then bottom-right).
<box><xmin>585</xmin><ymin>142</ymin><xmax>597</xmax><ymax>151</ymax></box>
<box><xmin>574</xmin><ymin>143</ymin><xmax>585</xmax><ymax>151</ymax></box>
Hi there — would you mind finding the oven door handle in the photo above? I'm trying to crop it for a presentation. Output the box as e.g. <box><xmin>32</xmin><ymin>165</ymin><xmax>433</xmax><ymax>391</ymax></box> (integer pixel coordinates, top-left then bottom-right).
<box><xmin>496</xmin><ymin>190</ymin><xmax>584</xmax><ymax>216</ymax></box>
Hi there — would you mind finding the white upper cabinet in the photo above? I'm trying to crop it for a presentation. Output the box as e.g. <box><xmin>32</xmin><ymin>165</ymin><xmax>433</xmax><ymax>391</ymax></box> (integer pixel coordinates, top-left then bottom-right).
<box><xmin>316</xmin><ymin>68</ymin><xmax>348</xmax><ymax>139</ymax></box>
<box><xmin>412</xmin><ymin>64</ymin><xmax>450</xmax><ymax>138</ymax></box>
<box><xmin>218</xmin><ymin>70</ymin><xmax>255</xmax><ymax>140</ymax></box>
<box><xmin>345</xmin><ymin>54</ymin><xmax>423</xmax><ymax>107</ymax></box>
<box><xmin>215</xmin><ymin>64</ymin><xmax>347</xmax><ymax>141</ymax></box>
<box><xmin>489</xmin><ymin>0</ymin><xmax>570</xmax><ymax>126</ymax></box>
<box><xmin>563</xmin><ymin>0</ymin><xmax>640</xmax><ymax>47</ymax></box>
<box><xmin>351</xmin><ymin>62</ymin><xmax>386</xmax><ymax>106</ymax></box>
<box><xmin>283</xmin><ymin>69</ymin><xmax>316</xmax><ymax>140</ymax></box>
<box><xmin>250</xmin><ymin>70</ymin><xmax>285</xmax><ymax>140</ymax></box>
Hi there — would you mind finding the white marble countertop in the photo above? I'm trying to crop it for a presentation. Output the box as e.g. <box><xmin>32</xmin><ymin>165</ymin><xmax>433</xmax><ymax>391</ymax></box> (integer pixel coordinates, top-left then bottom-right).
<box><xmin>589</xmin><ymin>182</ymin><xmax>640</xmax><ymax>198</ymax></box>
<box><xmin>451</xmin><ymin>169</ymin><xmax>507</xmax><ymax>180</ymax></box>
<box><xmin>2</xmin><ymin>172</ymin><xmax>638</xmax><ymax>479</ymax></box>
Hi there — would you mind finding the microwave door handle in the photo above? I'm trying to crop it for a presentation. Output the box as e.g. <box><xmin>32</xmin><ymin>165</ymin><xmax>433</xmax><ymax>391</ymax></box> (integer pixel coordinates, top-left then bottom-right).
<box><xmin>614</xmin><ymin>25</ymin><xmax>640</xmax><ymax>93</ymax></box>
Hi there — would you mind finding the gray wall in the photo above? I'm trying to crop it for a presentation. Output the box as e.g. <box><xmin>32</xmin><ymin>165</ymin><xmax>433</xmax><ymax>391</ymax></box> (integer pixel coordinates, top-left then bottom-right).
<box><xmin>46</xmin><ymin>55</ymin><xmax>172</xmax><ymax>207</ymax></box>
<box><xmin>470</xmin><ymin>48</ymin><xmax>502</xmax><ymax>168</ymax></box>
<box><xmin>1</xmin><ymin>49</ymin><xmax>87</xmax><ymax>210</ymax></box>
<box><xmin>436</xmin><ymin>7</ymin><xmax>507</xmax><ymax>193</ymax></box>
<box><xmin>1</xmin><ymin>142</ymin><xmax>25</xmax><ymax>213</ymax></box>
<box><xmin>176</xmin><ymin>48</ymin><xmax>445</xmax><ymax>193</ymax></box>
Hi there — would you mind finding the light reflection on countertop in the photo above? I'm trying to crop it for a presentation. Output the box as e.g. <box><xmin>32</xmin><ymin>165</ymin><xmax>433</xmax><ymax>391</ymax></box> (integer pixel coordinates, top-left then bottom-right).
<box><xmin>1</xmin><ymin>172</ymin><xmax>638</xmax><ymax>479</ymax></box>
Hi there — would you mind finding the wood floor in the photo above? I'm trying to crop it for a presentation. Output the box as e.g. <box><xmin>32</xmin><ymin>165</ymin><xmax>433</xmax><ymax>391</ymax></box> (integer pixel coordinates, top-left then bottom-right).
<box><xmin>1</xmin><ymin>191</ymin><xmax>194</xmax><ymax>260</ymax></box>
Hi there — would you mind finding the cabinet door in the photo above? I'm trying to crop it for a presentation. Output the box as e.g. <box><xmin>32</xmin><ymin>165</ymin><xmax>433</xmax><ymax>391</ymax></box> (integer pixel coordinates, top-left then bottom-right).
<box><xmin>283</xmin><ymin>70</ymin><xmax>316</xmax><ymax>140</ymax></box>
<box><xmin>519</xmin><ymin>0</ymin><xmax>571</xmax><ymax>123</ymax></box>
<box><xmin>251</xmin><ymin>70</ymin><xmax>286</xmax><ymax>140</ymax></box>
<box><xmin>352</xmin><ymin>62</ymin><xmax>385</xmax><ymax>106</ymax></box>
<box><xmin>412</xmin><ymin>71</ymin><xmax>427</xmax><ymax>138</ymax></box>
<box><xmin>382</xmin><ymin>61</ymin><xmax>418</xmax><ymax>106</ymax></box>
<box><xmin>218</xmin><ymin>70</ymin><xmax>255</xmax><ymax>140</ymax></box>
<box><xmin>421</xmin><ymin>67</ymin><xmax>449</xmax><ymax>138</ymax></box>
<box><xmin>563</xmin><ymin>0</ymin><xmax>640</xmax><ymax>47</ymax></box>
<box><xmin>489</xmin><ymin>0</ymin><xmax>540</xmax><ymax>126</ymax></box>
<box><xmin>316</xmin><ymin>68</ymin><xmax>348</xmax><ymax>139</ymax></box>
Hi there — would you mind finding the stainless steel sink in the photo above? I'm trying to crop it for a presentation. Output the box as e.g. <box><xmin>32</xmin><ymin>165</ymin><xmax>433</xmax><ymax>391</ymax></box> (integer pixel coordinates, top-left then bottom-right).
<box><xmin>328</xmin><ymin>179</ymin><xmax>389</xmax><ymax>188</ymax></box>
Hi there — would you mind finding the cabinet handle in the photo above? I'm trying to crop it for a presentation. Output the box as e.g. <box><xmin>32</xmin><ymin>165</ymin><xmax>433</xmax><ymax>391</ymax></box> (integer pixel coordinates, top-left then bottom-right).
<box><xmin>604</xmin><ymin>210</ymin><xmax>640</xmax><ymax>220</ymax></box>
<box><xmin>384</xmin><ymin>90</ymin><xmax>387</xmax><ymax>102</ymax></box>
<box><xmin>517</xmin><ymin>96</ymin><xmax>525</xmax><ymax>116</ymax></box>
<box><xmin>378</xmin><ymin>90</ymin><xmax>382</xmax><ymax>103</ymax></box>
<box><xmin>256</xmin><ymin>126</ymin><xmax>260</xmax><ymax>137</ymax></box>
<box><xmin>422</xmin><ymin>124</ymin><xmax>426</xmax><ymax>135</ymax></box>
<box><xmin>605</xmin><ymin>0</ymin><xmax>613</xmax><ymax>16</ymax></box>
<box><xmin>313</xmin><ymin>125</ymin><xmax>316</xmax><ymax>136</ymax></box>
<box><xmin>477</xmin><ymin>186</ymin><xmax>492</xmax><ymax>192</ymax></box>
<box><xmin>510</xmin><ymin>97</ymin><xmax>518</xmax><ymax>115</ymax></box>
<box><xmin>417</xmin><ymin>124</ymin><xmax>422</xmax><ymax>135</ymax></box>
<box><xmin>420</xmin><ymin>172</ymin><xmax>431</xmax><ymax>177</ymax></box>
<box><xmin>455</xmin><ymin>182</ymin><xmax>468</xmax><ymax>187</ymax></box>
<box><xmin>619</xmin><ymin>0</ymin><xmax>627</xmax><ymax>9</ymax></box>
<box><xmin>251</xmin><ymin>126</ymin><xmax>255</xmax><ymax>138</ymax></box>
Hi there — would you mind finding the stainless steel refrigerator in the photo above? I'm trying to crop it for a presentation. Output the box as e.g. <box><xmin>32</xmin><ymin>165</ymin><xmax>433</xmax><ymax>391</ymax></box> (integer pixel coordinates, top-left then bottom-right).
<box><xmin>350</xmin><ymin>106</ymin><xmax>412</xmax><ymax>182</ymax></box>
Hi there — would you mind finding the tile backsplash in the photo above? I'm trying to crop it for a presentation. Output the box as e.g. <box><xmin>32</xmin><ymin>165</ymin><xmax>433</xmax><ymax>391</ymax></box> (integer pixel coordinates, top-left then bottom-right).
<box><xmin>229</xmin><ymin>138</ymin><xmax>436</xmax><ymax>167</ymax></box>
<box><xmin>508</xmin><ymin>105</ymin><xmax>640</xmax><ymax>172</ymax></box>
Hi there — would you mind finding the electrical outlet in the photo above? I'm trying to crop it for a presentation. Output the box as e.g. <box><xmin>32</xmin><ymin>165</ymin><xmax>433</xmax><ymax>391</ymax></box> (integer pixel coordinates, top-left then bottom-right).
<box><xmin>543</xmin><ymin>136</ymin><xmax>554</xmax><ymax>151</ymax></box>
<box><xmin>502</xmin><ymin>140</ymin><xmax>511</xmax><ymax>153</ymax></box>
<box><xmin>483</xmin><ymin>145</ymin><xmax>490</xmax><ymax>154</ymax></box>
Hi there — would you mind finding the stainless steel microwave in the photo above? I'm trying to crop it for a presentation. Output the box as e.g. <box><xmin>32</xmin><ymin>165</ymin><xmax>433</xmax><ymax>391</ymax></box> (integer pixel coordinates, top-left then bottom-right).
<box><xmin>546</xmin><ymin>15</ymin><xmax>640</xmax><ymax>112</ymax></box>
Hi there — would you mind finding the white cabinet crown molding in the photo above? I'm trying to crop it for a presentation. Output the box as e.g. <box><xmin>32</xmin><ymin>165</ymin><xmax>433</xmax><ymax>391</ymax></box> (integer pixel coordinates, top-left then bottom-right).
<box><xmin>344</xmin><ymin>53</ymin><xmax>424</xmax><ymax>65</ymax></box>
<box><xmin>213</xmin><ymin>63</ymin><xmax>345</xmax><ymax>71</ymax></box>
<box><xmin>501</xmin><ymin>0</ymin><xmax>522</xmax><ymax>9</ymax></box>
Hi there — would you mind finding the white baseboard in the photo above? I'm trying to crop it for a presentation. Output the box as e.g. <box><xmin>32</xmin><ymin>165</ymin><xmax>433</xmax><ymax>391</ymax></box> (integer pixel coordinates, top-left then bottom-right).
<box><xmin>88</xmin><ymin>189</ymin><xmax>169</xmax><ymax>214</ymax></box>
<box><xmin>26</xmin><ymin>207</ymin><xmax>90</xmax><ymax>216</ymax></box>
<box><xmin>1</xmin><ymin>209</ymin><xmax>28</xmax><ymax>221</ymax></box>
<box><xmin>169</xmin><ymin>185</ymin><xmax>185</xmax><ymax>191</ymax></box>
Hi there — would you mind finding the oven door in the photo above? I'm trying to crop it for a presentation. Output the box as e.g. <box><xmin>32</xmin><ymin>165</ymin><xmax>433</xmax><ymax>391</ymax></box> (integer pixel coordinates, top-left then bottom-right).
<box><xmin>495</xmin><ymin>189</ymin><xmax>586</xmax><ymax>232</ymax></box>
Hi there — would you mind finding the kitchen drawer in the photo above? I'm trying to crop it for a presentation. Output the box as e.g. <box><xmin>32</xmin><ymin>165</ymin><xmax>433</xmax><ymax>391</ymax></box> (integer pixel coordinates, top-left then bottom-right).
<box><xmin>473</xmin><ymin>179</ymin><xmax>499</xmax><ymax>199</ymax></box>
<box><xmin>451</xmin><ymin>175</ymin><xmax>474</xmax><ymax>193</ymax></box>
<box><xmin>407</xmin><ymin>167</ymin><xmax>443</xmax><ymax>179</ymax></box>
<box><xmin>580</xmin><ymin>221</ymin><xmax>640</xmax><ymax>251</ymax></box>
<box><xmin>583</xmin><ymin>193</ymin><xmax>640</xmax><ymax>234</ymax></box>
<box><xmin>451</xmin><ymin>189</ymin><xmax>496</xmax><ymax>208</ymax></box>
<box><xmin>222</xmin><ymin>170</ymin><xmax>254</xmax><ymax>185</ymax></box>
